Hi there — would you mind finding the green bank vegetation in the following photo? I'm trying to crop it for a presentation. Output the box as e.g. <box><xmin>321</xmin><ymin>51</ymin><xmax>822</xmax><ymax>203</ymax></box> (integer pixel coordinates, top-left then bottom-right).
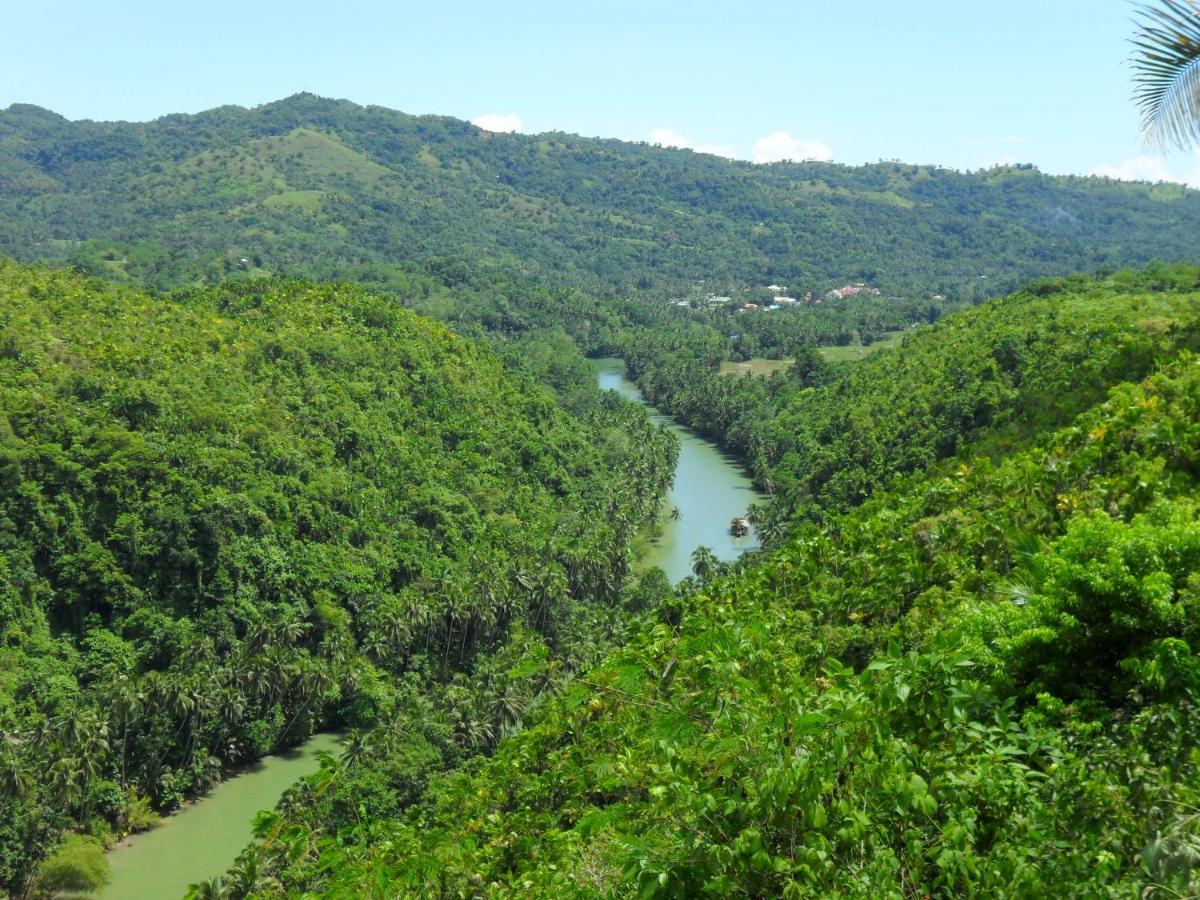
<box><xmin>3</xmin><ymin>59</ymin><xmax>1200</xmax><ymax>898</ymax></box>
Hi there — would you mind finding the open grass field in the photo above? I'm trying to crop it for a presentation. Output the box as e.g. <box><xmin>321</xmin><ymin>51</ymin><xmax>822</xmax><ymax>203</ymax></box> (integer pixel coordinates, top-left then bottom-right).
<box><xmin>817</xmin><ymin>330</ymin><xmax>905</xmax><ymax>362</ymax></box>
<box><xmin>721</xmin><ymin>332</ymin><xmax>908</xmax><ymax>376</ymax></box>
<box><xmin>719</xmin><ymin>357</ymin><xmax>795</xmax><ymax>377</ymax></box>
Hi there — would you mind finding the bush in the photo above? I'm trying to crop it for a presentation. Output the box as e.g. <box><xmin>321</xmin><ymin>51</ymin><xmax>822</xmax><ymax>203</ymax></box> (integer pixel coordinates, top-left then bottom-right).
<box><xmin>33</xmin><ymin>834</ymin><xmax>109</xmax><ymax>898</ymax></box>
<box><xmin>1006</xmin><ymin>502</ymin><xmax>1200</xmax><ymax>699</ymax></box>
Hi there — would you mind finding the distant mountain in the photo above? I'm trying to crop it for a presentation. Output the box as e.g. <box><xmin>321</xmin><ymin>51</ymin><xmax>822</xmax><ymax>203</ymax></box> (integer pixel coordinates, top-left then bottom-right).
<box><xmin>2</xmin><ymin>93</ymin><xmax>1199</xmax><ymax>298</ymax></box>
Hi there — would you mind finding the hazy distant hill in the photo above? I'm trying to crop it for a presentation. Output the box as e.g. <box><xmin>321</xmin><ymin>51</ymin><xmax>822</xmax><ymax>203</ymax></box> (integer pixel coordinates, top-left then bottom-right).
<box><xmin>2</xmin><ymin>92</ymin><xmax>1200</xmax><ymax>298</ymax></box>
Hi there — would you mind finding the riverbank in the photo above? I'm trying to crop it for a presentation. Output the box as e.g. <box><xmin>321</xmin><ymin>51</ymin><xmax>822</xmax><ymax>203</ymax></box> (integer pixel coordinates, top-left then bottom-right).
<box><xmin>592</xmin><ymin>358</ymin><xmax>764</xmax><ymax>583</ymax></box>
<box><xmin>97</xmin><ymin>733</ymin><xmax>342</xmax><ymax>899</ymax></box>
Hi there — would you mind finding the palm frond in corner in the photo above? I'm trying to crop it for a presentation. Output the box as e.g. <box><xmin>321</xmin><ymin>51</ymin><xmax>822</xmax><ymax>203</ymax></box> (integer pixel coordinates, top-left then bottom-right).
<box><xmin>1132</xmin><ymin>0</ymin><xmax>1200</xmax><ymax>149</ymax></box>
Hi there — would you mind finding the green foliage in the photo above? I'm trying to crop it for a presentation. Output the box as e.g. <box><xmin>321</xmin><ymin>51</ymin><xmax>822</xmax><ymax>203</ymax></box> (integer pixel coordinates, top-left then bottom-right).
<box><xmin>117</xmin><ymin>788</ymin><xmax>160</xmax><ymax>836</ymax></box>
<box><xmin>1132</xmin><ymin>0</ymin><xmax>1200</xmax><ymax>150</ymax></box>
<box><xmin>0</xmin><ymin>262</ymin><xmax>677</xmax><ymax>893</ymax></box>
<box><xmin>243</xmin><ymin>294</ymin><xmax>1200</xmax><ymax>896</ymax></box>
<box><xmin>622</xmin><ymin>264</ymin><xmax>1200</xmax><ymax>532</ymax></box>
<box><xmin>6</xmin><ymin>91</ymin><xmax>1200</xmax><ymax>897</ymax></box>
<box><xmin>31</xmin><ymin>834</ymin><xmax>109</xmax><ymax>898</ymax></box>
<box><xmin>1006</xmin><ymin>504</ymin><xmax>1200</xmax><ymax>700</ymax></box>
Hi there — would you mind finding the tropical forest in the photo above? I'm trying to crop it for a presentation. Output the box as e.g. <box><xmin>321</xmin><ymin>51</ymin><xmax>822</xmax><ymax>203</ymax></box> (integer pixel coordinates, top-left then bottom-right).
<box><xmin>2</xmin><ymin>1</ymin><xmax>1200</xmax><ymax>897</ymax></box>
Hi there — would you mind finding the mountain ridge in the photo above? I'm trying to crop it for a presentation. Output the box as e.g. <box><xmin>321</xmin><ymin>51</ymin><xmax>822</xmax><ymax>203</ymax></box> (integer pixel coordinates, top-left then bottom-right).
<box><xmin>3</xmin><ymin>94</ymin><xmax>1200</xmax><ymax>299</ymax></box>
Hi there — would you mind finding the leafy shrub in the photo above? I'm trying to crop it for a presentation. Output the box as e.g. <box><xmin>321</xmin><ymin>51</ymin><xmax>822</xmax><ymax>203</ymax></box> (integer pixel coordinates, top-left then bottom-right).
<box><xmin>32</xmin><ymin>834</ymin><xmax>109</xmax><ymax>898</ymax></box>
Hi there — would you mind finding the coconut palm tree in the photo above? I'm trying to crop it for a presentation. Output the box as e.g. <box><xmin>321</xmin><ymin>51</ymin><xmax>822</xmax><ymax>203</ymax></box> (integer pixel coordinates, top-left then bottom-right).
<box><xmin>691</xmin><ymin>546</ymin><xmax>719</xmax><ymax>583</ymax></box>
<box><xmin>1133</xmin><ymin>1</ymin><xmax>1200</xmax><ymax>149</ymax></box>
<box><xmin>0</xmin><ymin>735</ymin><xmax>32</xmax><ymax>801</ymax></box>
<box><xmin>103</xmin><ymin>668</ymin><xmax>143</xmax><ymax>790</ymax></box>
<box><xmin>185</xmin><ymin>875</ymin><xmax>225</xmax><ymax>899</ymax></box>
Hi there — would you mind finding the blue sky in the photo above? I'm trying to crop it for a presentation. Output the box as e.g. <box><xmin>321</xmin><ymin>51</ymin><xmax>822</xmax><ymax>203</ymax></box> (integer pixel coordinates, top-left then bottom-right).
<box><xmin>4</xmin><ymin>0</ymin><xmax>1198</xmax><ymax>184</ymax></box>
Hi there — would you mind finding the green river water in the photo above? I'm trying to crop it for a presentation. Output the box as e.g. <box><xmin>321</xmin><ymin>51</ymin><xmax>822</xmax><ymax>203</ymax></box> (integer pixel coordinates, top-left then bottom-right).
<box><xmin>98</xmin><ymin>732</ymin><xmax>342</xmax><ymax>899</ymax></box>
<box><xmin>97</xmin><ymin>362</ymin><xmax>761</xmax><ymax>897</ymax></box>
<box><xmin>593</xmin><ymin>358</ymin><xmax>765</xmax><ymax>582</ymax></box>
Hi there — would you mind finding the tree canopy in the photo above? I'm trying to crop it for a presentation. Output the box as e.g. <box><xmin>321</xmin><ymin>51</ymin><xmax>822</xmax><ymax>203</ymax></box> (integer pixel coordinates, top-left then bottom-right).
<box><xmin>0</xmin><ymin>262</ymin><xmax>677</xmax><ymax>895</ymax></box>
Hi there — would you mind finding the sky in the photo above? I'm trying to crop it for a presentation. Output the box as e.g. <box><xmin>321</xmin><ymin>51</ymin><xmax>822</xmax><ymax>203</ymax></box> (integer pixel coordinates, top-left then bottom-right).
<box><xmin>3</xmin><ymin>0</ymin><xmax>1198</xmax><ymax>185</ymax></box>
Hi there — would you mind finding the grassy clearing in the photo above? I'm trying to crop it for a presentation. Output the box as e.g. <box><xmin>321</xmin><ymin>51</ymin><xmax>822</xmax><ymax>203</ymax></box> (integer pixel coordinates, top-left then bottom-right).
<box><xmin>817</xmin><ymin>330</ymin><xmax>904</xmax><ymax>362</ymax></box>
<box><xmin>719</xmin><ymin>357</ymin><xmax>794</xmax><ymax>377</ymax></box>
<box><xmin>255</xmin><ymin>128</ymin><xmax>393</xmax><ymax>183</ymax></box>
<box><xmin>264</xmin><ymin>189</ymin><xmax>326</xmax><ymax>211</ymax></box>
<box><xmin>720</xmin><ymin>333</ymin><xmax>908</xmax><ymax>374</ymax></box>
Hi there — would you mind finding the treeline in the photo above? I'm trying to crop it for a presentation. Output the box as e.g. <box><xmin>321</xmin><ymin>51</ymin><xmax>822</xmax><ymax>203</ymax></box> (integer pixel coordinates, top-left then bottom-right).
<box><xmin>0</xmin><ymin>263</ymin><xmax>678</xmax><ymax>896</ymax></box>
<box><xmin>621</xmin><ymin>262</ymin><xmax>1200</xmax><ymax>536</ymax></box>
<box><xmin>4</xmin><ymin>94</ymin><xmax>1200</xmax><ymax>300</ymax></box>
<box><xmin>240</xmin><ymin>271</ymin><xmax>1200</xmax><ymax>897</ymax></box>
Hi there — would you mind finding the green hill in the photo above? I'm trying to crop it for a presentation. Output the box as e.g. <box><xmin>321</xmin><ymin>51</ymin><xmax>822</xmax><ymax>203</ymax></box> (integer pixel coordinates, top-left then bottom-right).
<box><xmin>4</xmin><ymin>94</ymin><xmax>1200</xmax><ymax>300</ymax></box>
<box><xmin>238</xmin><ymin>274</ymin><xmax>1200</xmax><ymax>897</ymax></box>
<box><xmin>0</xmin><ymin>262</ymin><xmax>677</xmax><ymax>894</ymax></box>
<box><xmin>619</xmin><ymin>264</ymin><xmax>1200</xmax><ymax>529</ymax></box>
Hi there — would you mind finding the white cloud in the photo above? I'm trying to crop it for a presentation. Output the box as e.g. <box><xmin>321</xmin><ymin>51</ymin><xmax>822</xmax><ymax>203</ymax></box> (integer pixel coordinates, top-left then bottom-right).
<box><xmin>648</xmin><ymin>127</ymin><xmax>737</xmax><ymax>158</ymax></box>
<box><xmin>472</xmin><ymin>112</ymin><xmax>523</xmax><ymax>133</ymax></box>
<box><xmin>648</xmin><ymin>127</ymin><xmax>689</xmax><ymax>148</ymax></box>
<box><xmin>1092</xmin><ymin>155</ymin><xmax>1175</xmax><ymax>183</ymax></box>
<box><xmin>1091</xmin><ymin>150</ymin><xmax>1200</xmax><ymax>188</ymax></box>
<box><xmin>649</xmin><ymin>127</ymin><xmax>832</xmax><ymax>164</ymax></box>
<box><xmin>750</xmin><ymin>131</ymin><xmax>832</xmax><ymax>164</ymax></box>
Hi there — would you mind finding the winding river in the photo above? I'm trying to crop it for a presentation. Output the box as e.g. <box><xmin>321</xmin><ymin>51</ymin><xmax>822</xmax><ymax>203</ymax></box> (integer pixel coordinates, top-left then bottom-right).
<box><xmin>593</xmin><ymin>358</ymin><xmax>765</xmax><ymax>582</ymax></box>
<box><xmin>98</xmin><ymin>733</ymin><xmax>342</xmax><ymax>899</ymax></box>
<box><xmin>98</xmin><ymin>364</ymin><xmax>762</xmax><ymax>897</ymax></box>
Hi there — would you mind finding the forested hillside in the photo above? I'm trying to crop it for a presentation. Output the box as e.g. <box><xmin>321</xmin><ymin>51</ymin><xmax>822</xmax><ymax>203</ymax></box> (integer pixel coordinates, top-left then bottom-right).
<box><xmin>0</xmin><ymin>263</ymin><xmax>677</xmax><ymax>895</ymax></box>
<box><xmin>620</xmin><ymin>264</ymin><xmax>1200</xmax><ymax>533</ymax></box>
<box><xmin>220</xmin><ymin>272</ymin><xmax>1200</xmax><ymax>897</ymax></box>
<box><xmin>3</xmin><ymin>93</ymin><xmax>1200</xmax><ymax>300</ymax></box>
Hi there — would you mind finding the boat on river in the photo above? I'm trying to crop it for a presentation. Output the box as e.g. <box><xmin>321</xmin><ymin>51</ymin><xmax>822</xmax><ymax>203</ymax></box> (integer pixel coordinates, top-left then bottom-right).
<box><xmin>730</xmin><ymin>516</ymin><xmax>750</xmax><ymax>536</ymax></box>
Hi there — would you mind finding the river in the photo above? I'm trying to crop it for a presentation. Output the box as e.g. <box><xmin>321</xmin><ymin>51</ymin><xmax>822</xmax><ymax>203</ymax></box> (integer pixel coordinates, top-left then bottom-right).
<box><xmin>98</xmin><ymin>364</ymin><xmax>759</xmax><ymax>896</ymax></box>
<box><xmin>593</xmin><ymin>358</ymin><xmax>765</xmax><ymax>582</ymax></box>
<box><xmin>98</xmin><ymin>732</ymin><xmax>342</xmax><ymax>899</ymax></box>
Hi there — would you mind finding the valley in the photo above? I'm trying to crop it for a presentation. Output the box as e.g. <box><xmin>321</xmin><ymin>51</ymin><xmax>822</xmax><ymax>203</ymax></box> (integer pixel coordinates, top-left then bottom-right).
<box><xmin>3</xmin><ymin>7</ymin><xmax>1200</xmax><ymax>894</ymax></box>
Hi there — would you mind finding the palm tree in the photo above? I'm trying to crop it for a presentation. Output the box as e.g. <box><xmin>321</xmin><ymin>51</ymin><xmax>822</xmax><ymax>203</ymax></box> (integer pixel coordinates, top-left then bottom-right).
<box><xmin>0</xmin><ymin>735</ymin><xmax>32</xmax><ymax>801</ymax></box>
<box><xmin>691</xmin><ymin>545</ymin><xmax>719</xmax><ymax>583</ymax></box>
<box><xmin>1133</xmin><ymin>1</ymin><xmax>1200</xmax><ymax>149</ymax></box>
<box><xmin>104</xmin><ymin>668</ymin><xmax>143</xmax><ymax>789</ymax></box>
<box><xmin>225</xmin><ymin>848</ymin><xmax>279</xmax><ymax>898</ymax></box>
<box><xmin>185</xmin><ymin>876</ymin><xmax>225</xmax><ymax>900</ymax></box>
<box><xmin>49</xmin><ymin>756</ymin><xmax>86</xmax><ymax>807</ymax></box>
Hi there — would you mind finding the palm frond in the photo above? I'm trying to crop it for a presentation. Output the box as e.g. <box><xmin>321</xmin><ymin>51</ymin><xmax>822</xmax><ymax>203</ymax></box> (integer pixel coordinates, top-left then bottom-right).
<box><xmin>1132</xmin><ymin>1</ymin><xmax>1200</xmax><ymax>149</ymax></box>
